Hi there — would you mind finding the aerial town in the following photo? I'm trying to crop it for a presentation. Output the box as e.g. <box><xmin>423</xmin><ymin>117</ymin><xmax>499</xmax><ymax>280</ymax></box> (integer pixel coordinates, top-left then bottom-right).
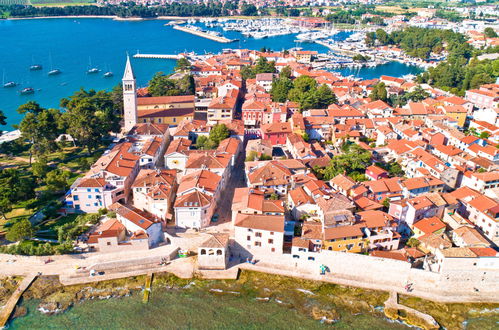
<box><xmin>0</xmin><ymin>1</ymin><xmax>499</xmax><ymax>327</ymax></box>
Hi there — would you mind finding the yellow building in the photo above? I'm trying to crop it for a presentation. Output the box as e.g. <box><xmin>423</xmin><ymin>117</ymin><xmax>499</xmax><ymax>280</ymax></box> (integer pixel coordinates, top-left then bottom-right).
<box><xmin>322</xmin><ymin>225</ymin><xmax>365</xmax><ymax>253</ymax></box>
<box><xmin>137</xmin><ymin>95</ymin><xmax>195</xmax><ymax>126</ymax></box>
<box><xmin>441</xmin><ymin>105</ymin><xmax>467</xmax><ymax>128</ymax></box>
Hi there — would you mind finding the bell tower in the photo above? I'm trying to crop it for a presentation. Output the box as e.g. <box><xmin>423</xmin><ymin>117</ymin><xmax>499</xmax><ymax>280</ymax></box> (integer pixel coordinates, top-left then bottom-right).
<box><xmin>122</xmin><ymin>55</ymin><xmax>137</xmax><ymax>132</ymax></box>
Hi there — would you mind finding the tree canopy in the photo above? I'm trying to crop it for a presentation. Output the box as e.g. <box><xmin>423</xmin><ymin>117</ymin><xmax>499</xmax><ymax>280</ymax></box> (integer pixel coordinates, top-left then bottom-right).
<box><xmin>148</xmin><ymin>72</ymin><xmax>195</xmax><ymax>97</ymax></box>
<box><xmin>6</xmin><ymin>219</ymin><xmax>34</xmax><ymax>242</ymax></box>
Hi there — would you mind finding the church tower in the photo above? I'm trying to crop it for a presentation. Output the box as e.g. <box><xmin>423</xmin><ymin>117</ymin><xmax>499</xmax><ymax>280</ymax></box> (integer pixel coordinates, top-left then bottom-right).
<box><xmin>122</xmin><ymin>55</ymin><xmax>137</xmax><ymax>132</ymax></box>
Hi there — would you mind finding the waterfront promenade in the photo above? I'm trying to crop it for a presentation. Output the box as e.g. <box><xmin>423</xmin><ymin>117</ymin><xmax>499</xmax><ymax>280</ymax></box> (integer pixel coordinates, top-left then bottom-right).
<box><xmin>0</xmin><ymin>273</ymin><xmax>37</xmax><ymax>328</ymax></box>
<box><xmin>1</xmin><ymin>246</ymin><xmax>498</xmax><ymax>304</ymax></box>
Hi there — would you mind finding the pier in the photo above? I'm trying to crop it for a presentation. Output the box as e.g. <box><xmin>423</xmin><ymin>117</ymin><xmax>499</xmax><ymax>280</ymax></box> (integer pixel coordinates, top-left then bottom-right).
<box><xmin>142</xmin><ymin>273</ymin><xmax>153</xmax><ymax>303</ymax></box>
<box><xmin>0</xmin><ymin>274</ymin><xmax>37</xmax><ymax>329</ymax></box>
<box><xmin>173</xmin><ymin>25</ymin><xmax>234</xmax><ymax>43</ymax></box>
<box><xmin>133</xmin><ymin>54</ymin><xmax>184</xmax><ymax>59</ymax></box>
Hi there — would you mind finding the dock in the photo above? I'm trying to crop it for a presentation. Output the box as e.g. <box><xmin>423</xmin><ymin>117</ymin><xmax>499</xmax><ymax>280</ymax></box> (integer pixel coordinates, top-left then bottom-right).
<box><xmin>133</xmin><ymin>54</ymin><xmax>184</xmax><ymax>59</ymax></box>
<box><xmin>142</xmin><ymin>273</ymin><xmax>153</xmax><ymax>303</ymax></box>
<box><xmin>173</xmin><ymin>25</ymin><xmax>234</xmax><ymax>43</ymax></box>
<box><xmin>0</xmin><ymin>274</ymin><xmax>37</xmax><ymax>329</ymax></box>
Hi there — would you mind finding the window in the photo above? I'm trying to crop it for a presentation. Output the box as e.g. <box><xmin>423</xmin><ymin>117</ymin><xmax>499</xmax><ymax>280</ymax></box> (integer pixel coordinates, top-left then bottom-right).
<box><xmin>247</xmin><ymin>236</ymin><xmax>251</xmax><ymax>241</ymax></box>
<box><xmin>107</xmin><ymin>242</ymin><xmax>111</xmax><ymax>246</ymax></box>
<box><xmin>255</xmin><ymin>242</ymin><xmax>261</xmax><ymax>247</ymax></box>
<box><xmin>271</xmin><ymin>248</ymin><xmax>275</xmax><ymax>252</ymax></box>
<box><xmin>88</xmin><ymin>195</ymin><xmax>92</xmax><ymax>199</ymax></box>
<box><xmin>75</xmin><ymin>205</ymin><xmax>80</xmax><ymax>210</ymax></box>
<box><xmin>94</xmin><ymin>189</ymin><xmax>99</xmax><ymax>192</ymax></box>
<box><xmin>270</xmin><ymin>232</ymin><xmax>274</xmax><ymax>235</ymax></box>
<box><xmin>216</xmin><ymin>250</ymin><xmax>222</xmax><ymax>256</ymax></box>
<box><xmin>87</xmin><ymin>188</ymin><xmax>91</xmax><ymax>192</ymax></box>
<box><xmin>74</xmin><ymin>196</ymin><xmax>79</xmax><ymax>201</ymax></box>
<box><xmin>200</xmin><ymin>249</ymin><xmax>206</xmax><ymax>255</ymax></box>
<box><xmin>268</xmin><ymin>239</ymin><xmax>274</xmax><ymax>244</ymax></box>
<box><xmin>255</xmin><ymin>232</ymin><xmax>262</xmax><ymax>238</ymax></box>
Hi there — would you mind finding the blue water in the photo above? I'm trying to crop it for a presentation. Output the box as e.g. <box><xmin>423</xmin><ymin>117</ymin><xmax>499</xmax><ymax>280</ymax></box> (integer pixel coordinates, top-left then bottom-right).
<box><xmin>0</xmin><ymin>18</ymin><xmax>422</xmax><ymax>128</ymax></box>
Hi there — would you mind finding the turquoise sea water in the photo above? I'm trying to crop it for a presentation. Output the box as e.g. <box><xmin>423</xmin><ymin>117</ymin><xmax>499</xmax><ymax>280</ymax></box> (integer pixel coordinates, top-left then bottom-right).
<box><xmin>0</xmin><ymin>18</ymin><xmax>421</xmax><ymax>128</ymax></box>
<box><xmin>11</xmin><ymin>289</ymin><xmax>409</xmax><ymax>330</ymax></box>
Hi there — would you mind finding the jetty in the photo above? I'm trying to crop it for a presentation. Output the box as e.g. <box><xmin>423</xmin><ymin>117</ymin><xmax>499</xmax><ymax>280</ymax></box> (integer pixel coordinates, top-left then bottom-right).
<box><xmin>173</xmin><ymin>25</ymin><xmax>234</xmax><ymax>43</ymax></box>
<box><xmin>133</xmin><ymin>54</ymin><xmax>184</xmax><ymax>60</ymax></box>
<box><xmin>142</xmin><ymin>273</ymin><xmax>153</xmax><ymax>303</ymax></box>
<box><xmin>0</xmin><ymin>274</ymin><xmax>37</xmax><ymax>328</ymax></box>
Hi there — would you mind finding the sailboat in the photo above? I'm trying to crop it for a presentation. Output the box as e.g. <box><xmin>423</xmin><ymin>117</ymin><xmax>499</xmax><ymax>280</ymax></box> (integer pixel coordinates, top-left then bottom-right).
<box><xmin>20</xmin><ymin>87</ymin><xmax>35</xmax><ymax>95</ymax></box>
<box><xmin>2</xmin><ymin>70</ymin><xmax>17</xmax><ymax>88</ymax></box>
<box><xmin>103</xmin><ymin>64</ymin><xmax>113</xmax><ymax>78</ymax></box>
<box><xmin>29</xmin><ymin>55</ymin><xmax>43</xmax><ymax>71</ymax></box>
<box><xmin>47</xmin><ymin>53</ymin><xmax>61</xmax><ymax>76</ymax></box>
<box><xmin>87</xmin><ymin>57</ymin><xmax>100</xmax><ymax>74</ymax></box>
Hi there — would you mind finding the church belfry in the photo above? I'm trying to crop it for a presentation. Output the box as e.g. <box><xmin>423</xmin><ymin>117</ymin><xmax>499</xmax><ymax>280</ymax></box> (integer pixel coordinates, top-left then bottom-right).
<box><xmin>122</xmin><ymin>55</ymin><xmax>137</xmax><ymax>132</ymax></box>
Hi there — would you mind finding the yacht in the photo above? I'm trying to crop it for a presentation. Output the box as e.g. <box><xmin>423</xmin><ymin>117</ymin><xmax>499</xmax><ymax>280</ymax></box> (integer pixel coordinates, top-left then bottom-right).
<box><xmin>103</xmin><ymin>71</ymin><xmax>113</xmax><ymax>78</ymax></box>
<box><xmin>20</xmin><ymin>87</ymin><xmax>34</xmax><ymax>95</ymax></box>
<box><xmin>29</xmin><ymin>64</ymin><xmax>43</xmax><ymax>71</ymax></box>
<box><xmin>3</xmin><ymin>81</ymin><xmax>17</xmax><ymax>88</ymax></box>
<box><xmin>87</xmin><ymin>68</ymin><xmax>100</xmax><ymax>74</ymax></box>
<box><xmin>48</xmin><ymin>69</ymin><xmax>61</xmax><ymax>76</ymax></box>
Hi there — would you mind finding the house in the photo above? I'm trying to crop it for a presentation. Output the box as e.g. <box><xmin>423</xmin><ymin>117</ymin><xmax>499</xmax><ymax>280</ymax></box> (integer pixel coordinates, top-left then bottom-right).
<box><xmin>131</xmin><ymin>169</ymin><xmax>177</xmax><ymax>221</ymax></box>
<box><xmin>197</xmin><ymin>233</ymin><xmax>230</xmax><ymax>270</ymax></box>
<box><xmin>207</xmin><ymin>89</ymin><xmax>238</xmax><ymax>125</ymax></box>
<box><xmin>86</xmin><ymin>218</ymin><xmax>131</xmax><ymax>252</ymax></box>
<box><xmin>245</xmin><ymin>161</ymin><xmax>294</xmax><ymax>196</ymax></box>
<box><xmin>164</xmin><ymin>138</ymin><xmax>192</xmax><ymax>172</ymax></box>
<box><xmin>234</xmin><ymin>213</ymin><xmax>285</xmax><ymax>256</ymax></box>
<box><xmin>245</xmin><ymin>139</ymin><xmax>273</xmax><ymax>159</ymax></box>
<box><xmin>109</xmin><ymin>203</ymin><xmax>165</xmax><ymax>248</ymax></box>
<box><xmin>231</xmin><ymin>187</ymin><xmax>285</xmax><ymax>224</ymax></box>
<box><xmin>365</xmin><ymin>165</ymin><xmax>389</xmax><ymax>181</ymax></box>
<box><xmin>322</xmin><ymin>225</ymin><xmax>365</xmax><ymax>253</ymax></box>
<box><xmin>357</xmin><ymin>210</ymin><xmax>401</xmax><ymax>251</ymax></box>
<box><xmin>66</xmin><ymin>143</ymin><xmax>141</xmax><ymax>213</ymax></box>
<box><xmin>460</xmin><ymin>194</ymin><xmax>499</xmax><ymax>242</ymax></box>
<box><xmin>412</xmin><ymin>216</ymin><xmax>446</xmax><ymax>238</ymax></box>
<box><xmin>288</xmin><ymin>186</ymin><xmax>318</xmax><ymax>221</ymax></box>
<box><xmin>463</xmin><ymin>171</ymin><xmax>499</xmax><ymax>193</ymax></box>
<box><xmin>465</xmin><ymin>89</ymin><xmax>499</xmax><ymax>109</ymax></box>
<box><xmin>174</xmin><ymin>169</ymin><xmax>222</xmax><ymax>229</ymax></box>
<box><xmin>260</xmin><ymin>122</ymin><xmax>292</xmax><ymax>146</ymax></box>
<box><xmin>452</xmin><ymin>226</ymin><xmax>490</xmax><ymax>248</ymax></box>
<box><xmin>255</xmin><ymin>73</ymin><xmax>276</xmax><ymax>92</ymax></box>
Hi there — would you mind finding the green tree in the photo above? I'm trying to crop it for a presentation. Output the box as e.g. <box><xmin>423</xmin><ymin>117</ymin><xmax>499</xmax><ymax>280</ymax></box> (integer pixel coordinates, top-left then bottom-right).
<box><xmin>32</xmin><ymin>158</ymin><xmax>50</xmax><ymax>179</ymax></box>
<box><xmin>365</xmin><ymin>32</ymin><xmax>376</xmax><ymax>47</ymax></box>
<box><xmin>480</xmin><ymin>131</ymin><xmax>490</xmax><ymax>139</ymax></box>
<box><xmin>375</xmin><ymin>28</ymin><xmax>390</xmax><ymax>45</ymax></box>
<box><xmin>270</xmin><ymin>77</ymin><xmax>293</xmax><ymax>103</ymax></box>
<box><xmin>254</xmin><ymin>57</ymin><xmax>276</xmax><ymax>74</ymax></box>
<box><xmin>382</xmin><ymin>198</ymin><xmax>390</xmax><ymax>209</ymax></box>
<box><xmin>288</xmin><ymin>75</ymin><xmax>319</xmax><ymax>110</ymax></box>
<box><xmin>45</xmin><ymin>169</ymin><xmax>70</xmax><ymax>191</ymax></box>
<box><xmin>322</xmin><ymin>144</ymin><xmax>371</xmax><ymax>180</ymax></box>
<box><xmin>279</xmin><ymin>66</ymin><xmax>292</xmax><ymax>79</ymax></box>
<box><xmin>209</xmin><ymin>124</ymin><xmax>229</xmax><ymax>145</ymax></box>
<box><xmin>148</xmin><ymin>72</ymin><xmax>178</xmax><ymax>96</ymax></box>
<box><xmin>241</xmin><ymin>4</ymin><xmax>258</xmax><ymax>16</ymax></box>
<box><xmin>407</xmin><ymin>237</ymin><xmax>420</xmax><ymax>248</ymax></box>
<box><xmin>369</xmin><ymin>82</ymin><xmax>388</xmax><ymax>102</ymax></box>
<box><xmin>175</xmin><ymin>57</ymin><xmax>191</xmax><ymax>72</ymax></box>
<box><xmin>0</xmin><ymin>110</ymin><xmax>6</xmax><ymax>135</ymax></box>
<box><xmin>484</xmin><ymin>27</ymin><xmax>498</xmax><ymax>38</ymax></box>
<box><xmin>61</xmin><ymin>89</ymin><xmax>120</xmax><ymax>152</ymax></box>
<box><xmin>17</xmin><ymin>103</ymin><xmax>63</xmax><ymax>163</ymax></box>
<box><xmin>315</xmin><ymin>84</ymin><xmax>337</xmax><ymax>108</ymax></box>
<box><xmin>6</xmin><ymin>219</ymin><xmax>34</xmax><ymax>242</ymax></box>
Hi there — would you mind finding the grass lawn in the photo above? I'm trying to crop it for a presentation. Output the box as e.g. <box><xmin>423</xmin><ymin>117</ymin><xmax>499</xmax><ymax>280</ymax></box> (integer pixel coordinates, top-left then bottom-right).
<box><xmin>5</xmin><ymin>207</ymin><xmax>33</xmax><ymax>220</ymax></box>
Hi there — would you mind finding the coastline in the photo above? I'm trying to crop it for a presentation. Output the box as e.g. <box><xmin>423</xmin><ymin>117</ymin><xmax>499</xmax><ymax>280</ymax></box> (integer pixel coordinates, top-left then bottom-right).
<box><xmin>3</xmin><ymin>271</ymin><xmax>498</xmax><ymax>330</ymax></box>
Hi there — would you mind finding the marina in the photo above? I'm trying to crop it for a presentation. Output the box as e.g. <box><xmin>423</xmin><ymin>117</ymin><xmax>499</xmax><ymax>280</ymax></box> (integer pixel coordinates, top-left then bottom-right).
<box><xmin>133</xmin><ymin>53</ymin><xmax>184</xmax><ymax>59</ymax></box>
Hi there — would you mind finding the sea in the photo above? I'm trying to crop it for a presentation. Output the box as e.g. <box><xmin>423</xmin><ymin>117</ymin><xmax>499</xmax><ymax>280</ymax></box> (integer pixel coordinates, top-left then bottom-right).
<box><xmin>0</xmin><ymin>18</ymin><xmax>423</xmax><ymax>128</ymax></box>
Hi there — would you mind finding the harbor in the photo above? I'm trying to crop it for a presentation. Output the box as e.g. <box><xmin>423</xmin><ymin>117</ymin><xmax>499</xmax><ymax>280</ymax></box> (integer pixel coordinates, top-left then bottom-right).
<box><xmin>173</xmin><ymin>24</ymin><xmax>235</xmax><ymax>43</ymax></box>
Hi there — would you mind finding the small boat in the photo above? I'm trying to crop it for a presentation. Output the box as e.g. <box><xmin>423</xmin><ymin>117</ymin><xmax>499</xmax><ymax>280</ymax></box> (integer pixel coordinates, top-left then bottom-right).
<box><xmin>3</xmin><ymin>81</ymin><xmax>17</xmax><ymax>88</ymax></box>
<box><xmin>30</xmin><ymin>64</ymin><xmax>43</xmax><ymax>71</ymax></box>
<box><xmin>87</xmin><ymin>68</ymin><xmax>100</xmax><ymax>74</ymax></box>
<box><xmin>20</xmin><ymin>87</ymin><xmax>34</xmax><ymax>95</ymax></box>
<box><xmin>103</xmin><ymin>71</ymin><xmax>113</xmax><ymax>78</ymax></box>
<box><xmin>48</xmin><ymin>69</ymin><xmax>61</xmax><ymax>76</ymax></box>
<box><xmin>47</xmin><ymin>53</ymin><xmax>61</xmax><ymax>76</ymax></box>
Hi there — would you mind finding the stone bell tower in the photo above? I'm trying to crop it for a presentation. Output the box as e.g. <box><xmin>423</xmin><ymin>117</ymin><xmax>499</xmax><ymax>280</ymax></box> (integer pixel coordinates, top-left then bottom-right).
<box><xmin>122</xmin><ymin>55</ymin><xmax>137</xmax><ymax>132</ymax></box>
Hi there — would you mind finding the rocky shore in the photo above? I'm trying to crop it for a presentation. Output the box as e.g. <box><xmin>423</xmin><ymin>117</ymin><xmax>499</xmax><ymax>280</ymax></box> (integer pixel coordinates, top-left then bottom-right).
<box><xmin>2</xmin><ymin>271</ymin><xmax>498</xmax><ymax>329</ymax></box>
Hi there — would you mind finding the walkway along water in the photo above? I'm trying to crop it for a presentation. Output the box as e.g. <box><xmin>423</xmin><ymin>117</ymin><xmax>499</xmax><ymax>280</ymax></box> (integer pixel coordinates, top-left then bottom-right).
<box><xmin>0</xmin><ymin>273</ymin><xmax>37</xmax><ymax>329</ymax></box>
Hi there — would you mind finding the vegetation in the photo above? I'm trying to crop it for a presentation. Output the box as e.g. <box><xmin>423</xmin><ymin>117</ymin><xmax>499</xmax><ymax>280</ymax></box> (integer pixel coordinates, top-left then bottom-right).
<box><xmin>240</xmin><ymin>57</ymin><xmax>276</xmax><ymax>80</ymax></box>
<box><xmin>5</xmin><ymin>219</ymin><xmax>34</xmax><ymax>242</ymax></box>
<box><xmin>286</xmin><ymin>76</ymin><xmax>337</xmax><ymax>110</ymax></box>
<box><xmin>245</xmin><ymin>151</ymin><xmax>272</xmax><ymax>162</ymax></box>
<box><xmin>148</xmin><ymin>72</ymin><xmax>195</xmax><ymax>97</ymax></box>
<box><xmin>319</xmin><ymin>144</ymin><xmax>372</xmax><ymax>180</ymax></box>
<box><xmin>196</xmin><ymin>124</ymin><xmax>229</xmax><ymax>150</ymax></box>
<box><xmin>369</xmin><ymin>82</ymin><xmax>388</xmax><ymax>102</ymax></box>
